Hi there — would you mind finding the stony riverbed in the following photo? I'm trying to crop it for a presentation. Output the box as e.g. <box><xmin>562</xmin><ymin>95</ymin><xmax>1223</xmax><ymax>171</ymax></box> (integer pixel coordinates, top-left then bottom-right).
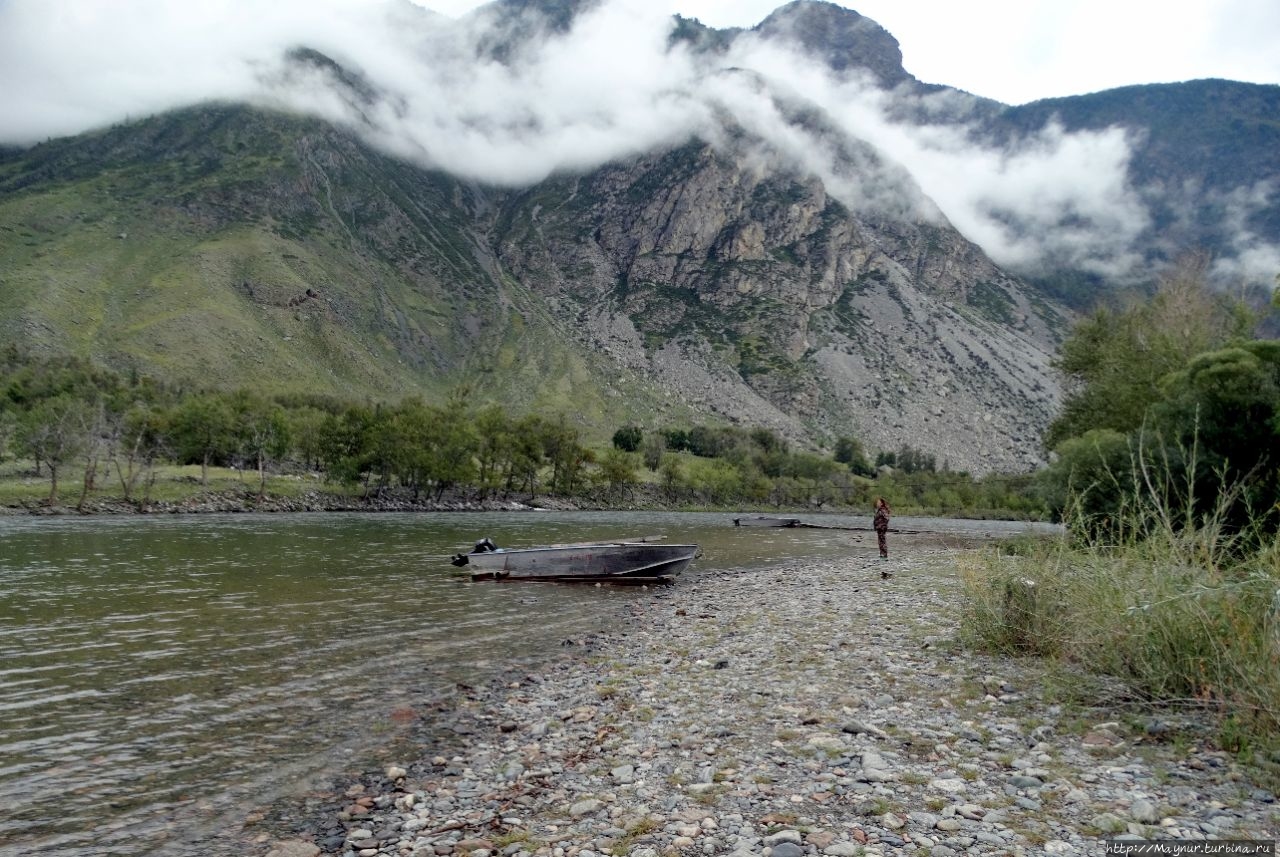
<box><xmin>246</xmin><ymin>547</ymin><xmax>1279</xmax><ymax>857</ymax></box>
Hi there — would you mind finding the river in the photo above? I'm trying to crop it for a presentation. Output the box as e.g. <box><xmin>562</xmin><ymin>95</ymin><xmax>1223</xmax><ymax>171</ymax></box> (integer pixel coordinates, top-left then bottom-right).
<box><xmin>0</xmin><ymin>510</ymin><xmax>1054</xmax><ymax>855</ymax></box>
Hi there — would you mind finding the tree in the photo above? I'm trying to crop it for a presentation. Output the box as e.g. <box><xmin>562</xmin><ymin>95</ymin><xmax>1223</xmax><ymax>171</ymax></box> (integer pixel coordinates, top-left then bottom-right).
<box><xmin>288</xmin><ymin>406</ymin><xmax>329</xmax><ymax>473</ymax></box>
<box><xmin>684</xmin><ymin>457</ymin><xmax>743</xmax><ymax>504</ymax></box>
<box><xmin>749</xmin><ymin>427</ymin><xmax>785</xmax><ymax>455</ymax></box>
<box><xmin>612</xmin><ymin>425</ymin><xmax>643</xmax><ymax>452</ymax></box>
<box><xmin>597</xmin><ymin>447</ymin><xmax>638</xmax><ymax>500</ymax></box>
<box><xmin>319</xmin><ymin>405</ymin><xmax>377</xmax><ymax>489</ymax></box>
<box><xmin>473</xmin><ymin>405</ymin><xmax>511</xmax><ymax>499</ymax></box>
<box><xmin>112</xmin><ymin>403</ymin><xmax>169</xmax><ymax>505</ymax></box>
<box><xmin>834</xmin><ymin>436</ymin><xmax>873</xmax><ymax>476</ymax></box>
<box><xmin>895</xmin><ymin>445</ymin><xmax>937</xmax><ymax>474</ymax></box>
<box><xmin>688</xmin><ymin>424</ymin><xmax>728</xmax><ymax>458</ymax></box>
<box><xmin>16</xmin><ymin>395</ymin><xmax>90</xmax><ymax>504</ymax></box>
<box><xmin>397</xmin><ymin>399</ymin><xmax>477</xmax><ymax>500</ymax></box>
<box><xmin>75</xmin><ymin>399</ymin><xmax>111</xmax><ymax>512</ymax></box>
<box><xmin>506</xmin><ymin>414</ymin><xmax>546</xmax><ymax>496</ymax></box>
<box><xmin>1035</xmin><ymin>429</ymin><xmax>1134</xmax><ymax>528</ymax></box>
<box><xmin>1046</xmin><ymin>253</ymin><xmax>1252</xmax><ymax>449</ymax></box>
<box><xmin>640</xmin><ymin>432</ymin><xmax>666</xmax><ymax>472</ymax></box>
<box><xmin>659</xmin><ymin>453</ymin><xmax>686</xmax><ymax>500</ymax></box>
<box><xmin>169</xmin><ymin>393</ymin><xmax>236</xmax><ymax>486</ymax></box>
<box><xmin>0</xmin><ymin>409</ymin><xmax>16</xmax><ymax>463</ymax></box>
<box><xmin>1037</xmin><ymin>339</ymin><xmax>1280</xmax><ymax>534</ymax></box>
<box><xmin>1151</xmin><ymin>342</ymin><xmax>1280</xmax><ymax>527</ymax></box>
<box><xmin>661</xmin><ymin>428</ymin><xmax>690</xmax><ymax>452</ymax></box>
<box><xmin>230</xmin><ymin>391</ymin><xmax>291</xmax><ymax>499</ymax></box>
<box><xmin>542</xmin><ymin>416</ymin><xmax>589</xmax><ymax>495</ymax></box>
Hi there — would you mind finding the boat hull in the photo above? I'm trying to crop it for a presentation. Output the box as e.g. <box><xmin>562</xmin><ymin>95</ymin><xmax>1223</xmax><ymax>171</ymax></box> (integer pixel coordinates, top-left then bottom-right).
<box><xmin>733</xmin><ymin>516</ymin><xmax>801</xmax><ymax>527</ymax></box>
<box><xmin>465</xmin><ymin>543</ymin><xmax>697</xmax><ymax>583</ymax></box>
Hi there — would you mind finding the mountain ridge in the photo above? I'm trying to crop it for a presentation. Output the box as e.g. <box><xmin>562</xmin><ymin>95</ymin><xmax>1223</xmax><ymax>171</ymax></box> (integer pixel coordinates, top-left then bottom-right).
<box><xmin>0</xmin><ymin>100</ymin><xmax>1063</xmax><ymax>473</ymax></box>
<box><xmin>2</xmin><ymin>0</ymin><xmax>1277</xmax><ymax>475</ymax></box>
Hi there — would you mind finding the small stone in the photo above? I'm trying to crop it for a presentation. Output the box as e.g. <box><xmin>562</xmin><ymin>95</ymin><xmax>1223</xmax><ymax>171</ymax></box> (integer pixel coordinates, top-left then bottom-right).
<box><xmin>265</xmin><ymin>842</ymin><xmax>321</xmax><ymax>857</ymax></box>
<box><xmin>929</xmin><ymin>777</ymin><xmax>966</xmax><ymax>793</ymax></box>
<box><xmin>807</xmin><ymin>734</ymin><xmax>846</xmax><ymax>753</ymax></box>
<box><xmin>842</xmin><ymin>720</ymin><xmax>889</xmax><ymax>738</ymax></box>
<box><xmin>1130</xmin><ymin>799</ymin><xmax>1162</xmax><ymax>823</ymax></box>
<box><xmin>1091</xmin><ymin>813</ymin><xmax>1127</xmax><ymax>833</ymax></box>
<box><xmin>569</xmin><ymin>799</ymin><xmax>604</xmax><ymax>817</ymax></box>
<box><xmin>805</xmin><ymin>831</ymin><xmax>835</xmax><ymax>849</ymax></box>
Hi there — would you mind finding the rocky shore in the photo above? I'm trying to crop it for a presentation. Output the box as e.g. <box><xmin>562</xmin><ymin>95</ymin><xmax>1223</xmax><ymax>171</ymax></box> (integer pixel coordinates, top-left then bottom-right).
<box><xmin>249</xmin><ymin>547</ymin><xmax>1278</xmax><ymax>857</ymax></box>
<box><xmin>0</xmin><ymin>489</ymin><xmax>556</xmax><ymax>516</ymax></box>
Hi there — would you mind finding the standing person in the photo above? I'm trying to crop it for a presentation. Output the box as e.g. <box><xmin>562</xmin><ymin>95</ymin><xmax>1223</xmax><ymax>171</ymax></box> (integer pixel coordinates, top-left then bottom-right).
<box><xmin>873</xmin><ymin>497</ymin><xmax>892</xmax><ymax>573</ymax></box>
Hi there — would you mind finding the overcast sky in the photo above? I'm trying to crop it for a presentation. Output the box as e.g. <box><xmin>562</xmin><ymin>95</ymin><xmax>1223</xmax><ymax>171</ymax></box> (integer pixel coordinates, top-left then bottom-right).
<box><xmin>426</xmin><ymin>0</ymin><xmax>1280</xmax><ymax>104</ymax></box>
<box><xmin>1</xmin><ymin>0</ymin><xmax>1276</xmax><ymax>282</ymax></box>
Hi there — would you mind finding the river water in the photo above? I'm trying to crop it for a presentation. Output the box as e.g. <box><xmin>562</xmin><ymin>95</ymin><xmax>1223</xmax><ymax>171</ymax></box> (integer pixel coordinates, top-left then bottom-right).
<box><xmin>0</xmin><ymin>510</ymin><xmax>1054</xmax><ymax>855</ymax></box>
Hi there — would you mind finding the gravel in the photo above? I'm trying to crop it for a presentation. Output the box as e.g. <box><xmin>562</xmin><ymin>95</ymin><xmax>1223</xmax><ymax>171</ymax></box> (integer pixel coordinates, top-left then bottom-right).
<box><xmin>252</xmin><ymin>548</ymin><xmax>1279</xmax><ymax>857</ymax></box>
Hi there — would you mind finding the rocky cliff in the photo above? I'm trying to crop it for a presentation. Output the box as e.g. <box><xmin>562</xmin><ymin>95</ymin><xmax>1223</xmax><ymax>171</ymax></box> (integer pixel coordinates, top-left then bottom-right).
<box><xmin>486</xmin><ymin>130</ymin><xmax>1065</xmax><ymax>473</ymax></box>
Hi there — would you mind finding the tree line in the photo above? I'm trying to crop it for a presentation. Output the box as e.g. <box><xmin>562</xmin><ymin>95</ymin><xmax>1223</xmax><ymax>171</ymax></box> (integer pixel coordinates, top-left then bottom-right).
<box><xmin>0</xmin><ymin>346</ymin><xmax>1035</xmax><ymax>514</ymax></box>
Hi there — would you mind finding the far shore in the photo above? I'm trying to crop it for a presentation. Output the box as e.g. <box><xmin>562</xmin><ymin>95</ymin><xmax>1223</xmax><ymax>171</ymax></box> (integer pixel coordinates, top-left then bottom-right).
<box><xmin>0</xmin><ymin>485</ymin><xmax>1047</xmax><ymax>525</ymax></box>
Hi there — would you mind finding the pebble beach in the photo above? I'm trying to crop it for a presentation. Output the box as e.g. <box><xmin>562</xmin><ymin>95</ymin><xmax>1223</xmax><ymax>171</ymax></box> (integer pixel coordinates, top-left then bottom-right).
<box><xmin>250</xmin><ymin>540</ymin><xmax>1279</xmax><ymax>857</ymax></box>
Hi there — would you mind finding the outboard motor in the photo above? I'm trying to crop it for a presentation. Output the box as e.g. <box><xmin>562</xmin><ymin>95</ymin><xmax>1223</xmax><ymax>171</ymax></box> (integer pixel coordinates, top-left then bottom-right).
<box><xmin>451</xmin><ymin>537</ymin><xmax>497</xmax><ymax>567</ymax></box>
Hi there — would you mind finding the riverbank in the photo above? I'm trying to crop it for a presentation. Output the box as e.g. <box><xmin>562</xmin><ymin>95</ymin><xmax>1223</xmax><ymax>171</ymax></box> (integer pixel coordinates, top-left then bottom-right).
<box><xmin>234</xmin><ymin>542</ymin><xmax>1279</xmax><ymax>857</ymax></box>
<box><xmin>0</xmin><ymin>486</ymin><xmax>1041</xmax><ymax>522</ymax></box>
<box><xmin>0</xmin><ymin>488</ymin><xmax>545</xmax><ymax>516</ymax></box>
<box><xmin>0</xmin><ymin>454</ymin><xmax>1046</xmax><ymax>522</ymax></box>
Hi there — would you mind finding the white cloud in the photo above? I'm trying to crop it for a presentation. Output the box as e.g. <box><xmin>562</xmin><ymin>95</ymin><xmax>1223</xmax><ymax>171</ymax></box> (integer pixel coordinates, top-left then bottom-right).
<box><xmin>0</xmin><ymin>0</ymin><xmax>1274</xmax><ymax>285</ymax></box>
<box><xmin>1210</xmin><ymin>181</ymin><xmax>1280</xmax><ymax>285</ymax></box>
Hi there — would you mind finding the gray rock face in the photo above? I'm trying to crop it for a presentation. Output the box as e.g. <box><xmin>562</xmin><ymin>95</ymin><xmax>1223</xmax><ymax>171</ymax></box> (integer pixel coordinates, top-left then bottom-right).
<box><xmin>495</xmin><ymin>139</ymin><xmax>1065</xmax><ymax>473</ymax></box>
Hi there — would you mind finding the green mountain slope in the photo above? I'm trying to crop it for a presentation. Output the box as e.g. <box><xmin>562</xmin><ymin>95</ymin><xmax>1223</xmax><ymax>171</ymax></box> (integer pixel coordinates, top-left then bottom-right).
<box><xmin>0</xmin><ymin>105</ymin><xmax>715</xmax><ymax>434</ymax></box>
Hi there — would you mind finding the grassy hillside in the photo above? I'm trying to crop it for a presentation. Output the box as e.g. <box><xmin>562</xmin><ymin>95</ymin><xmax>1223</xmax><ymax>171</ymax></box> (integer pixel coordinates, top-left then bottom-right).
<box><xmin>0</xmin><ymin>105</ymin><xmax>696</xmax><ymax>438</ymax></box>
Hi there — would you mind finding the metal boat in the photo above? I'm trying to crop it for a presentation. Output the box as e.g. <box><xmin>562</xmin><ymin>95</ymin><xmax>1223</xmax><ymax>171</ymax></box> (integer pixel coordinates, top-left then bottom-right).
<box><xmin>451</xmin><ymin>537</ymin><xmax>697</xmax><ymax>584</ymax></box>
<box><xmin>733</xmin><ymin>516</ymin><xmax>802</xmax><ymax>527</ymax></box>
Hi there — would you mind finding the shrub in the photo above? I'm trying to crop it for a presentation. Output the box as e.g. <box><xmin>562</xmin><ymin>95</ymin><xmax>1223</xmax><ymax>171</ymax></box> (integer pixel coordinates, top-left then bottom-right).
<box><xmin>612</xmin><ymin>425</ymin><xmax>642</xmax><ymax>452</ymax></box>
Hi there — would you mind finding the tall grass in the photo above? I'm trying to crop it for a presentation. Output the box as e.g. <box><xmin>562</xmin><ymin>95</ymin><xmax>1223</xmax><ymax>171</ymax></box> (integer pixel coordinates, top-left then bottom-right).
<box><xmin>958</xmin><ymin>459</ymin><xmax>1280</xmax><ymax>763</ymax></box>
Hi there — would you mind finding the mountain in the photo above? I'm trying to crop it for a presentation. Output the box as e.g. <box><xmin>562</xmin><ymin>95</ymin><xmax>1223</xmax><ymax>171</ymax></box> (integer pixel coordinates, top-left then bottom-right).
<box><xmin>3</xmin><ymin>0</ymin><xmax>1276</xmax><ymax>475</ymax></box>
<box><xmin>753</xmin><ymin>3</ymin><xmax>1280</xmax><ymax>302</ymax></box>
<box><xmin>989</xmin><ymin>79</ymin><xmax>1280</xmax><ymax>303</ymax></box>
<box><xmin>0</xmin><ymin>97</ymin><xmax>1064</xmax><ymax>473</ymax></box>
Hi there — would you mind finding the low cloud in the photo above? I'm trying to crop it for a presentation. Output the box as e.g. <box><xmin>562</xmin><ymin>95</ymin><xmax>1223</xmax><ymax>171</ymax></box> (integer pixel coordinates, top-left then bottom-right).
<box><xmin>1209</xmin><ymin>181</ymin><xmax>1280</xmax><ymax>284</ymax></box>
<box><xmin>0</xmin><ymin>0</ymin><xmax>1273</xmax><ymax>285</ymax></box>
